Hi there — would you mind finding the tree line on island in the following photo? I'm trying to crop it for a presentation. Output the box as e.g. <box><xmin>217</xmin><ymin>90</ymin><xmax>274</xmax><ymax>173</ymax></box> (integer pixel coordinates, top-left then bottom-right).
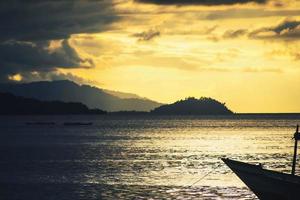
<box><xmin>0</xmin><ymin>80</ymin><xmax>233</xmax><ymax>115</ymax></box>
<box><xmin>151</xmin><ymin>97</ymin><xmax>232</xmax><ymax>115</ymax></box>
<box><xmin>0</xmin><ymin>92</ymin><xmax>106</xmax><ymax>115</ymax></box>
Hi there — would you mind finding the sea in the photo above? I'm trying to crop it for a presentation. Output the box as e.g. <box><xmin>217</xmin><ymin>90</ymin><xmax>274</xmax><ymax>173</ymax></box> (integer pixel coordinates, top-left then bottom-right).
<box><xmin>1</xmin><ymin>114</ymin><xmax>300</xmax><ymax>200</ymax></box>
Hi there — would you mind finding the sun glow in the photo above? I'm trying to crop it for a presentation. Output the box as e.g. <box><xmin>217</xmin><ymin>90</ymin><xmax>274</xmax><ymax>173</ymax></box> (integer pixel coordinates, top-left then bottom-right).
<box><xmin>61</xmin><ymin>0</ymin><xmax>300</xmax><ymax>112</ymax></box>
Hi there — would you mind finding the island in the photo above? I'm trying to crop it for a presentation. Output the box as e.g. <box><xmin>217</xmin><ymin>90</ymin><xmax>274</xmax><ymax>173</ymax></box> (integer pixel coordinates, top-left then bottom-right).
<box><xmin>151</xmin><ymin>97</ymin><xmax>233</xmax><ymax>115</ymax></box>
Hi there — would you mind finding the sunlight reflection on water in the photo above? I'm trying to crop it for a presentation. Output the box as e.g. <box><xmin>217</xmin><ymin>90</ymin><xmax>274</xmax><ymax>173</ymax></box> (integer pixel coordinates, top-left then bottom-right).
<box><xmin>0</xmin><ymin>115</ymin><xmax>299</xmax><ymax>199</ymax></box>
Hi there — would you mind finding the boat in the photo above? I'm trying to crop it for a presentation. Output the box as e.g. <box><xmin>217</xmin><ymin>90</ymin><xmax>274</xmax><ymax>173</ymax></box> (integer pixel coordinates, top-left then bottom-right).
<box><xmin>63</xmin><ymin>122</ymin><xmax>93</xmax><ymax>126</ymax></box>
<box><xmin>26</xmin><ymin>122</ymin><xmax>55</xmax><ymax>125</ymax></box>
<box><xmin>222</xmin><ymin>125</ymin><xmax>300</xmax><ymax>200</ymax></box>
<box><xmin>222</xmin><ymin>158</ymin><xmax>300</xmax><ymax>200</ymax></box>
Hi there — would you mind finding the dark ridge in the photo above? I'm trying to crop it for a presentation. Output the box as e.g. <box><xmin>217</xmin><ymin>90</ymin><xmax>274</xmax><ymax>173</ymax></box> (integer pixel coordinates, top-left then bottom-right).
<box><xmin>0</xmin><ymin>92</ymin><xmax>106</xmax><ymax>115</ymax></box>
<box><xmin>151</xmin><ymin>97</ymin><xmax>233</xmax><ymax>115</ymax></box>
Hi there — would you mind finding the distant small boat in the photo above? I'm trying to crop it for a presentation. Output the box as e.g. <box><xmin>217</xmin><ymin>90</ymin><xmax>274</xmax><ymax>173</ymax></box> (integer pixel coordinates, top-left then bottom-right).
<box><xmin>26</xmin><ymin>122</ymin><xmax>55</xmax><ymax>125</ymax></box>
<box><xmin>63</xmin><ymin>122</ymin><xmax>93</xmax><ymax>126</ymax></box>
<box><xmin>223</xmin><ymin>125</ymin><xmax>300</xmax><ymax>200</ymax></box>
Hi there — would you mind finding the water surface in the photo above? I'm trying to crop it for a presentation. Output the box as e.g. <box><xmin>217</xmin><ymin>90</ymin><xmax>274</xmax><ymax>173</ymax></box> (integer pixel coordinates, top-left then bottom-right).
<box><xmin>1</xmin><ymin>115</ymin><xmax>299</xmax><ymax>199</ymax></box>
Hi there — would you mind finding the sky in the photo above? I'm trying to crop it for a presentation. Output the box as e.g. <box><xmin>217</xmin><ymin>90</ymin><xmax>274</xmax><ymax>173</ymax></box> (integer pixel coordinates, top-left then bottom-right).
<box><xmin>1</xmin><ymin>0</ymin><xmax>300</xmax><ymax>113</ymax></box>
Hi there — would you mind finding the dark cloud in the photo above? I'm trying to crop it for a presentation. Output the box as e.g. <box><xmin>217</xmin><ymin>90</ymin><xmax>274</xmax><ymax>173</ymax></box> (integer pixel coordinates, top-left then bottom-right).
<box><xmin>0</xmin><ymin>0</ymin><xmax>118</xmax><ymax>42</ymax></box>
<box><xmin>273</xmin><ymin>1</ymin><xmax>285</xmax><ymax>7</ymax></box>
<box><xmin>206</xmin><ymin>9</ymin><xmax>300</xmax><ymax>20</ymax></box>
<box><xmin>136</xmin><ymin>0</ymin><xmax>267</xmax><ymax>6</ymax></box>
<box><xmin>132</xmin><ymin>29</ymin><xmax>161</xmax><ymax>41</ymax></box>
<box><xmin>223</xmin><ymin>29</ymin><xmax>248</xmax><ymax>39</ymax></box>
<box><xmin>0</xmin><ymin>40</ymin><xmax>94</xmax><ymax>81</ymax></box>
<box><xmin>249</xmin><ymin>19</ymin><xmax>300</xmax><ymax>40</ymax></box>
<box><xmin>0</xmin><ymin>0</ymin><xmax>118</xmax><ymax>82</ymax></box>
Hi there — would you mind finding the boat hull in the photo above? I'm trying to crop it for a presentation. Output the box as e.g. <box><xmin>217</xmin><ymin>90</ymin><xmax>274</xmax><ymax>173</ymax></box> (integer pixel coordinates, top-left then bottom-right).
<box><xmin>222</xmin><ymin>158</ymin><xmax>300</xmax><ymax>200</ymax></box>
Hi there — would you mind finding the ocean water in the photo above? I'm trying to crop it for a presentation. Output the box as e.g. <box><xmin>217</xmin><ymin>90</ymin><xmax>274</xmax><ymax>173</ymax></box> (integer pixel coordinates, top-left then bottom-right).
<box><xmin>0</xmin><ymin>115</ymin><xmax>300</xmax><ymax>200</ymax></box>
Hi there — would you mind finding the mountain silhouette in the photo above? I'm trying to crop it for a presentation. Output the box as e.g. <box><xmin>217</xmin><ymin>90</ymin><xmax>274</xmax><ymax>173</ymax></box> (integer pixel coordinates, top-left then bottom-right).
<box><xmin>0</xmin><ymin>92</ymin><xmax>106</xmax><ymax>115</ymax></box>
<box><xmin>151</xmin><ymin>97</ymin><xmax>233</xmax><ymax>115</ymax></box>
<box><xmin>103</xmin><ymin>89</ymin><xmax>145</xmax><ymax>99</ymax></box>
<box><xmin>0</xmin><ymin>80</ymin><xmax>162</xmax><ymax>112</ymax></box>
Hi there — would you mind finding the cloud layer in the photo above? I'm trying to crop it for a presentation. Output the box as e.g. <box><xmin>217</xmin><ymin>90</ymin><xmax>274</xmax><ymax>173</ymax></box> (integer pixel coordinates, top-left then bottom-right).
<box><xmin>0</xmin><ymin>0</ymin><xmax>117</xmax><ymax>42</ymax></box>
<box><xmin>0</xmin><ymin>0</ymin><xmax>118</xmax><ymax>82</ymax></box>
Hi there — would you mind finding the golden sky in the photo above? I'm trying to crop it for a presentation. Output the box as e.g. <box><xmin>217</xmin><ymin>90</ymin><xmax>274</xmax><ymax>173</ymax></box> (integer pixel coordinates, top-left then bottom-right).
<box><xmin>55</xmin><ymin>0</ymin><xmax>300</xmax><ymax>112</ymax></box>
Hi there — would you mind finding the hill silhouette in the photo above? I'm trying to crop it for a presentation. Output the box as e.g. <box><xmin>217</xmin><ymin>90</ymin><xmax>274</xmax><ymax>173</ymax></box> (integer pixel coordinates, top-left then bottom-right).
<box><xmin>151</xmin><ymin>97</ymin><xmax>233</xmax><ymax>115</ymax></box>
<box><xmin>0</xmin><ymin>92</ymin><xmax>106</xmax><ymax>115</ymax></box>
<box><xmin>0</xmin><ymin>80</ymin><xmax>162</xmax><ymax>112</ymax></box>
<box><xmin>103</xmin><ymin>89</ymin><xmax>144</xmax><ymax>99</ymax></box>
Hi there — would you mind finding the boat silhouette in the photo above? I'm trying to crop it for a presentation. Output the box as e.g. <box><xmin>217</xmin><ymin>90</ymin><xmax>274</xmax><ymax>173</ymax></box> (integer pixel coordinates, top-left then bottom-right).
<box><xmin>63</xmin><ymin>122</ymin><xmax>93</xmax><ymax>126</ymax></box>
<box><xmin>223</xmin><ymin>125</ymin><xmax>300</xmax><ymax>200</ymax></box>
<box><xmin>26</xmin><ymin>122</ymin><xmax>55</xmax><ymax>125</ymax></box>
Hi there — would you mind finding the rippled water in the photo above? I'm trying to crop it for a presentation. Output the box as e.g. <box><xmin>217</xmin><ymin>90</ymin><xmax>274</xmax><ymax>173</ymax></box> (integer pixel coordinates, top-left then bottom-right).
<box><xmin>1</xmin><ymin>115</ymin><xmax>299</xmax><ymax>199</ymax></box>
